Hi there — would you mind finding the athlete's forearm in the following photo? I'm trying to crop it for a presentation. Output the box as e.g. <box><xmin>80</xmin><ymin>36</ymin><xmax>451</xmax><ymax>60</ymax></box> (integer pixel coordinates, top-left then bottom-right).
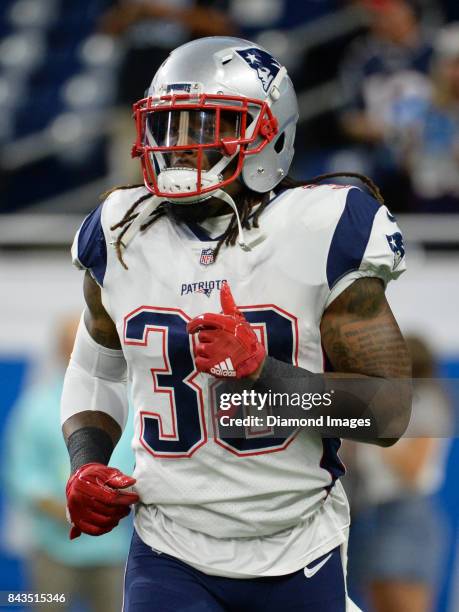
<box><xmin>253</xmin><ymin>356</ymin><xmax>412</xmax><ymax>445</ymax></box>
<box><xmin>318</xmin><ymin>277</ymin><xmax>411</xmax><ymax>444</ymax></box>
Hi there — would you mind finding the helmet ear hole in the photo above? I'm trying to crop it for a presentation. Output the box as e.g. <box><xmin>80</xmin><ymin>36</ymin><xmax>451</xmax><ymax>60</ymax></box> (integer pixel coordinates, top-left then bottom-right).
<box><xmin>274</xmin><ymin>131</ymin><xmax>285</xmax><ymax>154</ymax></box>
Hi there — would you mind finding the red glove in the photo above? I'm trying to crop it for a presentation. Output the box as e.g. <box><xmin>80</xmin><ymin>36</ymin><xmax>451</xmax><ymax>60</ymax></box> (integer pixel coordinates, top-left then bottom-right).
<box><xmin>187</xmin><ymin>283</ymin><xmax>266</xmax><ymax>379</ymax></box>
<box><xmin>66</xmin><ymin>463</ymin><xmax>139</xmax><ymax>540</ymax></box>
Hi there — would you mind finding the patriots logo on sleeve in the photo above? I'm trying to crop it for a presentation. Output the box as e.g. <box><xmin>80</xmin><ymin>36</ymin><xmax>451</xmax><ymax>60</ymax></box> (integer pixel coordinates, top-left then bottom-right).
<box><xmin>386</xmin><ymin>232</ymin><xmax>405</xmax><ymax>269</ymax></box>
<box><xmin>236</xmin><ymin>48</ymin><xmax>281</xmax><ymax>92</ymax></box>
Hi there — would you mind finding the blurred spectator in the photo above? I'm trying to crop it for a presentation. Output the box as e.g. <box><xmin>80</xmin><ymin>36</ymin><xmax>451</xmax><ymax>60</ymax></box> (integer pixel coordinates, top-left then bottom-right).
<box><xmin>337</xmin><ymin>0</ymin><xmax>434</xmax><ymax>210</ymax></box>
<box><xmin>100</xmin><ymin>0</ymin><xmax>237</xmax><ymax>184</ymax></box>
<box><xmin>2</xmin><ymin>315</ymin><xmax>135</xmax><ymax>612</ymax></box>
<box><xmin>101</xmin><ymin>0</ymin><xmax>236</xmax><ymax>105</ymax></box>
<box><xmin>395</xmin><ymin>23</ymin><xmax>459</xmax><ymax>211</ymax></box>
<box><xmin>344</xmin><ymin>335</ymin><xmax>451</xmax><ymax>612</ymax></box>
<box><xmin>340</xmin><ymin>0</ymin><xmax>433</xmax><ymax>141</ymax></box>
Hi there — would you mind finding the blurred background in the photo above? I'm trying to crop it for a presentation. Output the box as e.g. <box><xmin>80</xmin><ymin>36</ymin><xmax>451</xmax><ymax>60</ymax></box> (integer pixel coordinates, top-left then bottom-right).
<box><xmin>0</xmin><ymin>0</ymin><xmax>459</xmax><ymax>610</ymax></box>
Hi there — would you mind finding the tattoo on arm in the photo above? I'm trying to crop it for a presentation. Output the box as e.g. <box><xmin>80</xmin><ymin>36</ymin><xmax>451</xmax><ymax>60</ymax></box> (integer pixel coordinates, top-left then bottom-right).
<box><xmin>83</xmin><ymin>271</ymin><xmax>121</xmax><ymax>349</ymax></box>
<box><xmin>320</xmin><ymin>278</ymin><xmax>411</xmax><ymax>378</ymax></box>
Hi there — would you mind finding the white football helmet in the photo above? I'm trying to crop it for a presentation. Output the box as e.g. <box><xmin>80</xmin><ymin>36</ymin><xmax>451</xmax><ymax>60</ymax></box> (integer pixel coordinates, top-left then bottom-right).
<box><xmin>132</xmin><ymin>36</ymin><xmax>299</xmax><ymax>203</ymax></box>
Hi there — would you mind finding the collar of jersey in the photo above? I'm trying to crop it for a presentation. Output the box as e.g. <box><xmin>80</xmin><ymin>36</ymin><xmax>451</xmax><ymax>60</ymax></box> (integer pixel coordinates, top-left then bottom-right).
<box><xmin>186</xmin><ymin>213</ymin><xmax>233</xmax><ymax>242</ymax></box>
<box><xmin>183</xmin><ymin>189</ymin><xmax>287</xmax><ymax>242</ymax></box>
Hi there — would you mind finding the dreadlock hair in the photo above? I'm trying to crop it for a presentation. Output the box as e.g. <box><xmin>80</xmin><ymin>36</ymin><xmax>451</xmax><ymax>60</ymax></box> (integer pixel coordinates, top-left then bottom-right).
<box><xmin>108</xmin><ymin>172</ymin><xmax>385</xmax><ymax>269</ymax></box>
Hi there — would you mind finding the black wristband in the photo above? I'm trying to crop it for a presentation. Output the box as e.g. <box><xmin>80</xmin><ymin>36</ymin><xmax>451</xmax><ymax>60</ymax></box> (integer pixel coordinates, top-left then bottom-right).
<box><xmin>66</xmin><ymin>427</ymin><xmax>114</xmax><ymax>474</ymax></box>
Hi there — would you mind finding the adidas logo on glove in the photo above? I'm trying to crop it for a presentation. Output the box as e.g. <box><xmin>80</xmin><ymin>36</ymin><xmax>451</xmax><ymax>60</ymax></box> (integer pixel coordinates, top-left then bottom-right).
<box><xmin>210</xmin><ymin>358</ymin><xmax>236</xmax><ymax>377</ymax></box>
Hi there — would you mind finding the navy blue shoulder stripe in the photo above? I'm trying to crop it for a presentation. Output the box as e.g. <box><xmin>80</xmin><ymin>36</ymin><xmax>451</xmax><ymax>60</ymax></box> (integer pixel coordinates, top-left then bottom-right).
<box><xmin>77</xmin><ymin>204</ymin><xmax>107</xmax><ymax>286</ymax></box>
<box><xmin>326</xmin><ymin>188</ymin><xmax>380</xmax><ymax>289</ymax></box>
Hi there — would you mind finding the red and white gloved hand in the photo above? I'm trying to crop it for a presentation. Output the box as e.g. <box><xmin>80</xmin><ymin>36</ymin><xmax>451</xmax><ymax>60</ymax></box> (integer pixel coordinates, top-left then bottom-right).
<box><xmin>66</xmin><ymin>463</ymin><xmax>139</xmax><ymax>539</ymax></box>
<box><xmin>187</xmin><ymin>283</ymin><xmax>266</xmax><ymax>379</ymax></box>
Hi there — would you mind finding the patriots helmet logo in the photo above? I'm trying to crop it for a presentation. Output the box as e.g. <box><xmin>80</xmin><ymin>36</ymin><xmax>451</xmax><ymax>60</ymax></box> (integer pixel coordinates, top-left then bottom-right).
<box><xmin>386</xmin><ymin>232</ymin><xmax>405</xmax><ymax>269</ymax></box>
<box><xmin>236</xmin><ymin>48</ymin><xmax>281</xmax><ymax>92</ymax></box>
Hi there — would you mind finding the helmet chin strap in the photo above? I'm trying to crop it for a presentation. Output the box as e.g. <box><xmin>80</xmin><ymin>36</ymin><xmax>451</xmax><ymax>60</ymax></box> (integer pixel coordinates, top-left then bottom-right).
<box><xmin>197</xmin><ymin>187</ymin><xmax>267</xmax><ymax>252</ymax></box>
<box><xmin>212</xmin><ymin>188</ymin><xmax>251</xmax><ymax>251</ymax></box>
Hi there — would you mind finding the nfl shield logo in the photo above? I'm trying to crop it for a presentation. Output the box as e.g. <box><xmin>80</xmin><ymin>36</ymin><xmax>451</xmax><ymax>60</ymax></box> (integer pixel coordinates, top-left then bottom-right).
<box><xmin>200</xmin><ymin>248</ymin><xmax>214</xmax><ymax>266</ymax></box>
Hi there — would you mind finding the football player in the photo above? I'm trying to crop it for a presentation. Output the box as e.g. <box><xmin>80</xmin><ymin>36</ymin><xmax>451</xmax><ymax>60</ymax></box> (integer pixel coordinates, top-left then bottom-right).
<box><xmin>61</xmin><ymin>37</ymin><xmax>411</xmax><ymax>611</ymax></box>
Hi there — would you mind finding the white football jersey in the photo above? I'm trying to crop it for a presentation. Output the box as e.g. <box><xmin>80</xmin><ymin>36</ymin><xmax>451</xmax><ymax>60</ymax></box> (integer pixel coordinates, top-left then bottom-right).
<box><xmin>71</xmin><ymin>184</ymin><xmax>406</xmax><ymax>577</ymax></box>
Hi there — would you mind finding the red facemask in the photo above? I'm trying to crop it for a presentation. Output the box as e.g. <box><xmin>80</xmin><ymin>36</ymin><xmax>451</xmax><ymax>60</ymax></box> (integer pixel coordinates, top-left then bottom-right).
<box><xmin>131</xmin><ymin>92</ymin><xmax>279</xmax><ymax>200</ymax></box>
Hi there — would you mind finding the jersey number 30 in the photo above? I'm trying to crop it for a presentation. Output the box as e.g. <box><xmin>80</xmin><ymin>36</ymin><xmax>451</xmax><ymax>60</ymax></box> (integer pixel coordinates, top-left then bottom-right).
<box><xmin>124</xmin><ymin>306</ymin><xmax>298</xmax><ymax>458</ymax></box>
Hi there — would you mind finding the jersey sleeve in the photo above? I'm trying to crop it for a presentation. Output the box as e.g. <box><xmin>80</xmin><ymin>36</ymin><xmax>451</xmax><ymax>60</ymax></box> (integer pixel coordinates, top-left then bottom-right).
<box><xmin>71</xmin><ymin>203</ymin><xmax>107</xmax><ymax>287</ymax></box>
<box><xmin>324</xmin><ymin>187</ymin><xmax>406</xmax><ymax>309</ymax></box>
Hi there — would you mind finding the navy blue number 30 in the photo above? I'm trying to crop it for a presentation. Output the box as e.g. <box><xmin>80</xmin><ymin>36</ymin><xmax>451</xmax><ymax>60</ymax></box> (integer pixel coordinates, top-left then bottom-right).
<box><xmin>124</xmin><ymin>304</ymin><xmax>298</xmax><ymax>458</ymax></box>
